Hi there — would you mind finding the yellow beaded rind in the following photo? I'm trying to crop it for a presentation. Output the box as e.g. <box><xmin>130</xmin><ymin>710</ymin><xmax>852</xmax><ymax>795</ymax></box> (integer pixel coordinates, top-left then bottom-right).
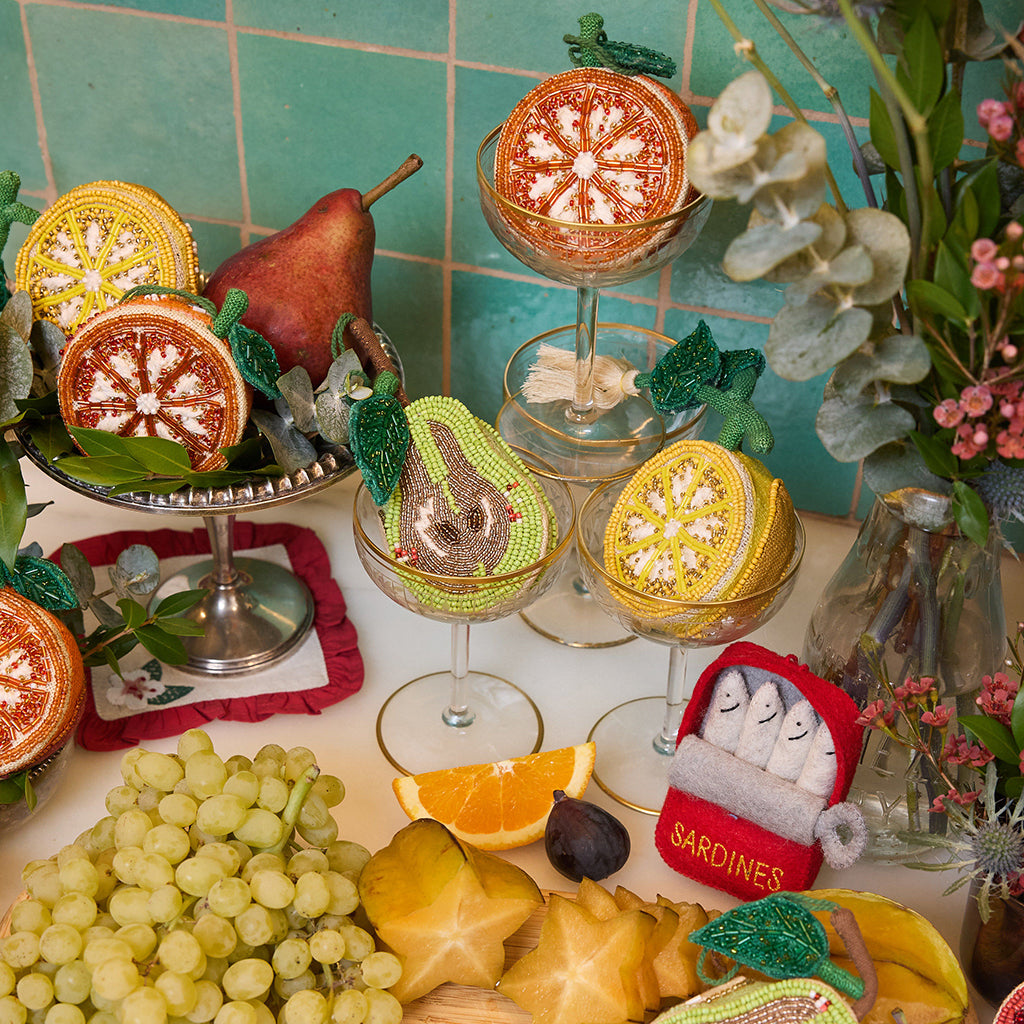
<box><xmin>653</xmin><ymin>978</ymin><xmax>858</xmax><ymax>1024</ymax></box>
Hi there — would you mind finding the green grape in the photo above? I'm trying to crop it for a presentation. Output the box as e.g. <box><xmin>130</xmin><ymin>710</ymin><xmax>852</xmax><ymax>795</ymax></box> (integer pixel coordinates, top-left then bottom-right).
<box><xmin>2</xmin><ymin>932</ymin><xmax>41</xmax><ymax>970</ymax></box>
<box><xmin>271</xmin><ymin>971</ymin><xmax>313</xmax><ymax>1002</ymax></box>
<box><xmin>309</xmin><ymin>776</ymin><xmax>344</xmax><ymax>809</ymax></box>
<box><xmin>112</xmin><ymin>847</ymin><xmax>145</xmax><ymax>885</ymax></box>
<box><xmin>177</xmin><ymin>730</ymin><xmax>215</xmax><ymax>762</ymax></box>
<box><xmin>136</xmin><ymin>787</ymin><xmax>163</xmax><ymax>813</ymax></box>
<box><xmin>90</xmin><ymin>957</ymin><xmax>140</xmax><ymax>1001</ymax></box>
<box><xmin>201</xmin><ymin>959</ymin><xmax>228</xmax><ymax>986</ymax></box>
<box><xmin>222</xmin><ymin>774</ymin><xmax>258</xmax><ymax>808</ymax></box>
<box><xmin>45</xmin><ymin>1003</ymin><xmax>85</xmax><ymax>1024</ymax></box>
<box><xmin>282</xmin><ymin>750</ymin><xmax>315</xmax><ymax>786</ymax></box>
<box><xmin>137</xmin><ymin>752</ymin><xmax>185</xmax><ymax>793</ymax></box>
<box><xmin>306</xmin><ymin>931</ymin><xmax>344</xmax><ymax>966</ymax></box>
<box><xmin>362</xmin><ymin>990</ymin><xmax>400</xmax><ymax>1024</ymax></box>
<box><xmin>240</xmin><ymin>854</ymin><xmax>285</xmax><ymax>884</ymax></box>
<box><xmin>195</xmin><ymin>796</ymin><xmax>247</xmax><ymax>838</ymax></box>
<box><xmin>154</xmin><ymin>972</ymin><xmax>197</xmax><ymax>1017</ymax></box>
<box><xmin>323</xmin><ymin>843</ymin><xmax>369</xmax><ymax>879</ymax></box>
<box><xmin>14</xmin><ymin>973</ymin><xmax>52</xmax><ymax>1011</ymax></box>
<box><xmin>337</xmin><ymin>926</ymin><xmax>373</xmax><ymax>962</ymax></box>
<box><xmin>282</xmin><ymin>990</ymin><xmax>326</xmax><ymax>1024</ymax></box>
<box><xmin>51</xmin><ymin>894</ymin><xmax>97</xmax><ymax>932</ymax></box>
<box><xmin>87</xmin><ymin>1011</ymin><xmax>119</xmax><ymax>1024</ymax></box>
<box><xmin>221</xmin><ymin>961</ymin><xmax>273</xmax><ymax>1002</ymax></box>
<box><xmin>250</xmin><ymin>1001</ymin><xmax>275</xmax><ymax>1024</ymax></box>
<box><xmin>290</xmin><ymin>875</ymin><xmax>329</xmax><ymax>919</ymax></box>
<box><xmin>232</xmin><ymin>811</ymin><xmax>283</xmax><ymax>850</ymax></box>
<box><xmin>147</xmin><ymin>886</ymin><xmax>184</xmax><ymax>925</ymax></box>
<box><xmin>224</xmin><ymin>842</ymin><xmax>251</xmax><ymax>871</ymax></box>
<box><xmin>0</xmin><ymin>995</ymin><xmax>28</xmax><ymax>1024</ymax></box>
<box><xmin>295</xmin><ymin>796</ymin><xmax>329</xmax><ymax>832</ymax></box>
<box><xmin>269</xmin><ymin>940</ymin><xmax>310</xmax><ymax>982</ymax></box>
<box><xmin>206</xmin><ymin>878</ymin><xmax>250</xmax><ymax>919</ymax></box>
<box><xmin>87</xmin><ymin>818</ymin><xmax>118</xmax><ymax>856</ymax></box>
<box><xmin>82</xmin><ymin>937</ymin><xmax>133</xmax><ymax>968</ymax></box>
<box><xmin>294</xmin><ymin>820</ymin><xmax>338</xmax><ymax>849</ymax></box>
<box><xmin>144</xmin><ymin>826</ymin><xmax>192</xmax><ymax>866</ymax></box>
<box><xmin>158</xmin><ymin>932</ymin><xmax>204</xmax><ymax>975</ymax></box>
<box><xmin>255</xmin><ymin>778</ymin><xmax>288</xmax><ymax>814</ymax></box>
<box><xmin>107</xmin><ymin>887</ymin><xmax>152</xmax><ymax>927</ymax></box>
<box><xmin>37</xmin><ymin>925</ymin><xmax>82</xmax><ymax>966</ymax></box>
<box><xmin>193</xmin><ymin>845</ymin><xmax>241</xmax><ymax>878</ymax></box>
<box><xmin>10</xmin><ymin>901</ymin><xmax>51</xmax><ymax>936</ymax></box>
<box><xmin>53</xmin><ymin>962</ymin><xmax>92</xmax><ymax>1005</ymax></box>
<box><xmin>24</xmin><ymin>867</ymin><xmax>62</xmax><ymax>909</ymax></box>
<box><xmin>223</xmin><ymin>755</ymin><xmax>252</xmax><ymax>777</ymax></box>
<box><xmin>0</xmin><ymin>963</ymin><xmax>14</xmax><ymax>999</ymax></box>
<box><xmin>158</xmin><ymin>794</ymin><xmax>198</xmax><ymax>829</ymax></box>
<box><xmin>252</xmin><ymin>745</ymin><xmax>286</xmax><ymax>766</ymax></box>
<box><xmin>213</xmin><ymin>1002</ymin><xmax>256</xmax><ymax>1024</ymax></box>
<box><xmin>185</xmin><ymin>980</ymin><xmax>223</xmax><ymax>1024</ymax></box>
<box><xmin>284</xmin><ymin>851</ymin><xmax>327</xmax><ymax>879</ymax></box>
<box><xmin>57</xmin><ymin>861</ymin><xmax>99</xmax><ymax>899</ymax></box>
<box><xmin>175</xmin><ymin>858</ymin><xmax>227</xmax><ymax>899</ymax></box>
<box><xmin>115</xmin><ymin>924</ymin><xmax>158</xmax><ymax>961</ymax></box>
<box><xmin>185</xmin><ymin>753</ymin><xmax>227</xmax><ymax>800</ymax></box>
<box><xmin>247</xmin><ymin>872</ymin><xmax>293</xmax><ymax>911</ymax></box>
<box><xmin>321</xmin><ymin>875</ymin><xmax>358</xmax><ymax>917</ymax></box>
<box><xmin>134</xmin><ymin>854</ymin><xmax>175</xmax><ymax>892</ymax></box>
<box><xmin>191</xmin><ymin>915</ymin><xmax>237</xmax><ymax>960</ymax></box>
<box><xmin>119</xmin><ymin>985</ymin><xmax>168</xmax><ymax>1024</ymax></box>
<box><xmin>114</xmin><ymin>811</ymin><xmax>152</xmax><ymax>851</ymax></box>
<box><xmin>233</xmin><ymin>906</ymin><xmax>274</xmax><ymax>948</ymax></box>
<box><xmin>358</xmin><ymin>952</ymin><xmax>400</xmax><ymax>991</ymax></box>
<box><xmin>328</xmin><ymin>990</ymin><xmax>367</xmax><ymax>1024</ymax></box>
<box><xmin>56</xmin><ymin>845</ymin><xmax>89</xmax><ymax>868</ymax></box>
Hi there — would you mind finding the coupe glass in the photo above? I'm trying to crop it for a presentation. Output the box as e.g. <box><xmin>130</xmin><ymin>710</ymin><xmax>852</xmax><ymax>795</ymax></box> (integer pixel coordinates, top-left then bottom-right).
<box><xmin>477</xmin><ymin>125</ymin><xmax>711</xmax><ymax>474</ymax></box>
<box><xmin>352</xmin><ymin>471</ymin><xmax>575</xmax><ymax>776</ymax></box>
<box><xmin>575</xmin><ymin>479</ymin><xmax>805</xmax><ymax>813</ymax></box>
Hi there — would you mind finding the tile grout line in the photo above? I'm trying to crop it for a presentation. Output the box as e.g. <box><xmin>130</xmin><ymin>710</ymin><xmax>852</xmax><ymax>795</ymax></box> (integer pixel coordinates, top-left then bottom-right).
<box><xmin>224</xmin><ymin>0</ymin><xmax>252</xmax><ymax>250</ymax></box>
<box><xmin>442</xmin><ymin>0</ymin><xmax>458</xmax><ymax>396</ymax></box>
<box><xmin>18</xmin><ymin>1</ymin><xmax>57</xmax><ymax>205</ymax></box>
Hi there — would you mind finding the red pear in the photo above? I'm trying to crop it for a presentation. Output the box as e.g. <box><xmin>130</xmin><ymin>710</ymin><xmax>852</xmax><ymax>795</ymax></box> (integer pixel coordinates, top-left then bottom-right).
<box><xmin>203</xmin><ymin>154</ymin><xmax>422</xmax><ymax>386</ymax></box>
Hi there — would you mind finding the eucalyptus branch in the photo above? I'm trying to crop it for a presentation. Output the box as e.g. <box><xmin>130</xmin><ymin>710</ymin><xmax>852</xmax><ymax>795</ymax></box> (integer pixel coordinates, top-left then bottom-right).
<box><xmin>704</xmin><ymin>0</ymin><xmax>848</xmax><ymax>213</ymax></box>
<box><xmin>750</xmin><ymin>0</ymin><xmax>876</xmax><ymax>212</ymax></box>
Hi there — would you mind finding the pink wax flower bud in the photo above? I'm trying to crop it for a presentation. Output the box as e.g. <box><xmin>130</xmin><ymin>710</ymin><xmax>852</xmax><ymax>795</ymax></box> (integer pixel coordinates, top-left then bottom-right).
<box><xmin>989</xmin><ymin>115</ymin><xmax>1016</xmax><ymax>142</ymax></box>
<box><xmin>978</xmin><ymin>98</ymin><xmax>1006</xmax><ymax>125</ymax></box>
<box><xmin>971</xmin><ymin>237</ymin><xmax>999</xmax><ymax>262</ymax></box>
<box><xmin>971</xmin><ymin>262</ymin><xmax>1005</xmax><ymax>290</ymax></box>
<box><xmin>1007</xmin><ymin>221</ymin><xmax>1024</xmax><ymax>241</ymax></box>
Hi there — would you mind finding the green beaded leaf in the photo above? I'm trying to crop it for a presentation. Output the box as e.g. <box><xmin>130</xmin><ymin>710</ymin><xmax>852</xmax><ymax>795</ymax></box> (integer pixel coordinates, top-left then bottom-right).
<box><xmin>718</xmin><ymin>348</ymin><xmax>766</xmax><ymax>391</ymax></box>
<box><xmin>349</xmin><ymin>395</ymin><xmax>410</xmax><ymax>505</ymax></box>
<box><xmin>2</xmin><ymin>555</ymin><xmax>79</xmax><ymax>611</ymax></box>
<box><xmin>227</xmin><ymin>322</ymin><xmax>283</xmax><ymax>399</ymax></box>
<box><xmin>647</xmin><ymin>320</ymin><xmax>721</xmax><ymax>412</ymax></box>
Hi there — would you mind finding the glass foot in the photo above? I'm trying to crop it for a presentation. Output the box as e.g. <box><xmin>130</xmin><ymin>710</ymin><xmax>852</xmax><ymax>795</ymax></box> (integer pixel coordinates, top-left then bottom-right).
<box><xmin>588</xmin><ymin>696</ymin><xmax>681</xmax><ymax>814</ymax></box>
<box><xmin>519</xmin><ymin>568</ymin><xmax>635</xmax><ymax>648</ymax></box>
<box><xmin>376</xmin><ymin>671</ymin><xmax>544</xmax><ymax>776</ymax></box>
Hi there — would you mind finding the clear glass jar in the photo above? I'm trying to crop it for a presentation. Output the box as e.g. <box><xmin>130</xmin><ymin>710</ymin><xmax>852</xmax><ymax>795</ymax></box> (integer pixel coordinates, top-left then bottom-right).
<box><xmin>803</xmin><ymin>488</ymin><xmax>1005</xmax><ymax>861</ymax></box>
<box><xmin>0</xmin><ymin>741</ymin><xmax>74</xmax><ymax>830</ymax></box>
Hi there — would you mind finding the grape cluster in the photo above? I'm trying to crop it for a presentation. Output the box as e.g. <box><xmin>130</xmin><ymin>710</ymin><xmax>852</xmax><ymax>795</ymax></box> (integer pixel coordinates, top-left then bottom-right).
<box><xmin>0</xmin><ymin>730</ymin><xmax>402</xmax><ymax>1024</ymax></box>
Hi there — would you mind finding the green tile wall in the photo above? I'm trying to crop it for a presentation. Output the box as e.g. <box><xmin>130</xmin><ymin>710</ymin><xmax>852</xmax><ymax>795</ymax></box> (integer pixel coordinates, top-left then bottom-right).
<box><xmin>0</xmin><ymin>0</ymin><xmax>1016</xmax><ymax>525</ymax></box>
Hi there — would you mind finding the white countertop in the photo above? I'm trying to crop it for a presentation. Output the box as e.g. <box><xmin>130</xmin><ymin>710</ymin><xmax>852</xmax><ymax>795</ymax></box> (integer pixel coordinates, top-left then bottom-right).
<box><xmin>6</xmin><ymin>458</ymin><xmax>1024</xmax><ymax>1020</ymax></box>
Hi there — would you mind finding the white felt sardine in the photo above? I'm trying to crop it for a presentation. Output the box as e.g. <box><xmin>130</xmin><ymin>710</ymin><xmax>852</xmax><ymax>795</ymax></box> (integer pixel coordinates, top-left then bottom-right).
<box><xmin>766</xmin><ymin>699</ymin><xmax>818</xmax><ymax>781</ymax></box>
<box><xmin>699</xmin><ymin>669</ymin><xmax>749</xmax><ymax>753</ymax></box>
<box><xmin>796</xmin><ymin>721</ymin><xmax>838</xmax><ymax>797</ymax></box>
<box><xmin>734</xmin><ymin>681</ymin><xmax>784</xmax><ymax>768</ymax></box>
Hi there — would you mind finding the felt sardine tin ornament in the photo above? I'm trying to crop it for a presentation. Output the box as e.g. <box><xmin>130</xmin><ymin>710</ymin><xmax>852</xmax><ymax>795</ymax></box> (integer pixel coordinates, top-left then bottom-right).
<box><xmin>656</xmin><ymin>642</ymin><xmax>867</xmax><ymax>901</ymax></box>
<box><xmin>700</xmin><ymin>668</ymin><xmax>749</xmax><ymax>753</ymax></box>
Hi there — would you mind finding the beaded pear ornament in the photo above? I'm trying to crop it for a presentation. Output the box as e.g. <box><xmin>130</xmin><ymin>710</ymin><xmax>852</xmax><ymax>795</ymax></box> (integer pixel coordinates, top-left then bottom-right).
<box><xmin>343</xmin><ymin>317</ymin><xmax>558</xmax><ymax>614</ymax></box>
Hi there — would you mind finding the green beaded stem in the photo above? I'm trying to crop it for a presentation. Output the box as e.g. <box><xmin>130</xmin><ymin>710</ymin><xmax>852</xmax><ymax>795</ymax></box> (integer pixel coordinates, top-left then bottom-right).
<box><xmin>564</xmin><ymin>12</ymin><xmax>677</xmax><ymax>78</ymax></box>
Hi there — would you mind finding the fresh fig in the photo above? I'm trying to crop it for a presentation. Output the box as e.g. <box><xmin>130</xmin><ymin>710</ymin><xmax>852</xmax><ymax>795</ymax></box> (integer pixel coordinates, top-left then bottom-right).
<box><xmin>544</xmin><ymin>790</ymin><xmax>630</xmax><ymax>882</ymax></box>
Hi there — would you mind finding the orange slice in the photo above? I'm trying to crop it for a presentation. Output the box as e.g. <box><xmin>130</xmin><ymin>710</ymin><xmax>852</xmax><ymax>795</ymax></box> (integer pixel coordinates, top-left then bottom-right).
<box><xmin>15</xmin><ymin>180</ymin><xmax>198</xmax><ymax>335</ymax></box>
<box><xmin>0</xmin><ymin>588</ymin><xmax>86</xmax><ymax>776</ymax></box>
<box><xmin>57</xmin><ymin>295</ymin><xmax>252</xmax><ymax>472</ymax></box>
<box><xmin>392</xmin><ymin>742</ymin><xmax>596</xmax><ymax>851</ymax></box>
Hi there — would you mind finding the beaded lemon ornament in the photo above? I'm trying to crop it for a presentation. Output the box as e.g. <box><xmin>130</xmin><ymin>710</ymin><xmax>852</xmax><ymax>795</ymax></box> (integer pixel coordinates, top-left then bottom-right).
<box><xmin>344</xmin><ymin>318</ymin><xmax>558</xmax><ymax>614</ymax></box>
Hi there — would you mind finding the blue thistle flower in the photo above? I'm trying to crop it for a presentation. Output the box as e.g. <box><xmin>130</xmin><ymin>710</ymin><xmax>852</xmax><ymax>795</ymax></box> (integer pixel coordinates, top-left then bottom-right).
<box><xmin>974</xmin><ymin>462</ymin><xmax>1024</xmax><ymax>523</ymax></box>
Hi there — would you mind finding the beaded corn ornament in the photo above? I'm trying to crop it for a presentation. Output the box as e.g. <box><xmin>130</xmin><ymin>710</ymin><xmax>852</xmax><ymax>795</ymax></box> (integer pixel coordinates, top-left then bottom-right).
<box><xmin>343</xmin><ymin>317</ymin><xmax>558</xmax><ymax>614</ymax></box>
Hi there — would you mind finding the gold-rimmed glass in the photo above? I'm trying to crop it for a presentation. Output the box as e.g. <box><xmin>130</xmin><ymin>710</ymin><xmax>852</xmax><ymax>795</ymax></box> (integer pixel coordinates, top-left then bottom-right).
<box><xmin>575</xmin><ymin>479</ymin><xmax>806</xmax><ymax>813</ymax></box>
<box><xmin>352</xmin><ymin>472</ymin><xmax>575</xmax><ymax>776</ymax></box>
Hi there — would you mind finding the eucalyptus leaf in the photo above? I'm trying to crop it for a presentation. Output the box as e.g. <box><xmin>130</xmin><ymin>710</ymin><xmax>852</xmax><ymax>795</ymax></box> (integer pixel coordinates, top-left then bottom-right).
<box><xmin>29</xmin><ymin>319</ymin><xmax>64</xmax><ymax>371</ymax></box>
<box><xmin>0</xmin><ymin>323</ymin><xmax>33</xmax><ymax>424</ymax></box>
<box><xmin>687</xmin><ymin>133</ymin><xmax>774</xmax><ymax>201</ymax></box>
<box><xmin>0</xmin><ymin>291</ymin><xmax>31</xmax><ymax>339</ymax></box>
<box><xmin>844</xmin><ymin>208</ymin><xmax>911</xmax><ymax>306</ymax></box>
<box><xmin>110</xmin><ymin>544</ymin><xmax>161</xmax><ymax>599</ymax></box>
<box><xmin>89</xmin><ymin>596</ymin><xmax>125</xmax><ymax>629</ymax></box>
<box><xmin>863</xmin><ymin>442</ymin><xmax>949</xmax><ymax>499</ymax></box>
<box><xmin>59</xmin><ymin>542</ymin><xmax>96</xmax><ymax>605</ymax></box>
<box><xmin>766</xmin><ymin>296</ymin><xmax>873</xmax><ymax>381</ymax></box>
<box><xmin>277</xmin><ymin>366</ymin><xmax>318</xmax><ymax>434</ymax></box>
<box><xmin>761</xmin><ymin>204</ymin><xmax>847</xmax><ymax>282</ymax></box>
<box><xmin>705</xmin><ymin>70</ymin><xmax>773</xmax><ymax>165</ymax></box>
<box><xmin>249</xmin><ymin>409</ymin><xmax>318</xmax><ymax>475</ymax></box>
<box><xmin>723</xmin><ymin>219</ymin><xmax>822</xmax><ymax>282</ymax></box>
<box><xmin>750</xmin><ymin>121</ymin><xmax>828</xmax><ymax>222</ymax></box>
<box><xmin>816</xmin><ymin>393</ymin><xmax>917</xmax><ymax>461</ymax></box>
<box><xmin>314</xmin><ymin>388</ymin><xmax>352</xmax><ymax>444</ymax></box>
<box><xmin>831</xmin><ymin>332</ymin><xmax>932</xmax><ymax>398</ymax></box>
<box><xmin>784</xmin><ymin>244</ymin><xmax>873</xmax><ymax>307</ymax></box>
<box><xmin>325</xmin><ymin>349</ymin><xmax>365</xmax><ymax>394</ymax></box>
<box><xmin>0</xmin><ymin>436</ymin><xmax>27</xmax><ymax>570</ymax></box>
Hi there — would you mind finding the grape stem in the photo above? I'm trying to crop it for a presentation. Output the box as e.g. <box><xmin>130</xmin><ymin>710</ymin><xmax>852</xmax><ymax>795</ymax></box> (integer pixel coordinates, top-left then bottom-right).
<box><xmin>263</xmin><ymin>762</ymin><xmax>321</xmax><ymax>855</ymax></box>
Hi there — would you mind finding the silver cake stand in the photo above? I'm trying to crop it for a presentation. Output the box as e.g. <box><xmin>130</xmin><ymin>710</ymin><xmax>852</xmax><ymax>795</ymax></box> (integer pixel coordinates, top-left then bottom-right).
<box><xmin>17</xmin><ymin>330</ymin><xmax>400</xmax><ymax>677</ymax></box>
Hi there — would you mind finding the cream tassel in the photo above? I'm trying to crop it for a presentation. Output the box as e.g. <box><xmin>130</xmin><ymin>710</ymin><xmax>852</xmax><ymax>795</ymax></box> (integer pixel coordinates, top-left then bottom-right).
<box><xmin>521</xmin><ymin>343</ymin><xmax>642</xmax><ymax>410</ymax></box>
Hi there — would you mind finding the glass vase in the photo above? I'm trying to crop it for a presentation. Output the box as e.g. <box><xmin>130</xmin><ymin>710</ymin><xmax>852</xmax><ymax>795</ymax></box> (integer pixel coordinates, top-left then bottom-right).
<box><xmin>803</xmin><ymin>488</ymin><xmax>1005</xmax><ymax>861</ymax></box>
<box><xmin>959</xmin><ymin>881</ymin><xmax>1024</xmax><ymax>1007</ymax></box>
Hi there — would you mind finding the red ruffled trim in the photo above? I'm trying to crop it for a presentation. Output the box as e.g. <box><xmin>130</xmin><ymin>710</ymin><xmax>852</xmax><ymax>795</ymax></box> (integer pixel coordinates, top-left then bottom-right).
<box><xmin>53</xmin><ymin>522</ymin><xmax>363</xmax><ymax>751</ymax></box>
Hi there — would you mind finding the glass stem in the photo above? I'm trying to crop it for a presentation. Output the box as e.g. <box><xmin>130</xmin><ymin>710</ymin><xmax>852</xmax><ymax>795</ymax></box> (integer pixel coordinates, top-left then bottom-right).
<box><xmin>442</xmin><ymin>622</ymin><xmax>475</xmax><ymax>728</ymax></box>
<box><xmin>654</xmin><ymin>645</ymin><xmax>688</xmax><ymax>756</ymax></box>
<box><xmin>569</xmin><ymin>285</ymin><xmax>599</xmax><ymax>423</ymax></box>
